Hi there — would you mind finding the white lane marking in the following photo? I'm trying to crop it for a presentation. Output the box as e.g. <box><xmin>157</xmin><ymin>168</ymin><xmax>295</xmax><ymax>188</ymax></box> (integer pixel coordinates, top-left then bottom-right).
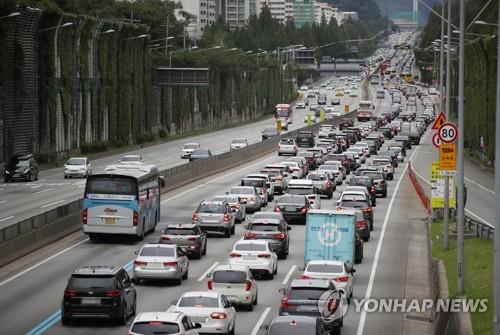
<box><xmin>251</xmin><ymin>307</ymin><xmax>272</xmax><ymax>335</ymax></box>
<box><xmin>0</xmin><ymin>238</ymin><xmax>89</xmax><ymax>287</ymax></box>
<box><xmin>0</xmin><ymin>216</ymin><xmax>14</xmax><ymax>222</ymax></box>
<box><xmin>0</xmin><ymin>188</ymin><xmax>4</xmax><ymax>191</ymax></box>
<box><xmin>465</xmin><ymin>176</ymin><xmax>495</xmax><ymax>195</ymax></box>
<box><xmin>198</xmin><ymin>262</ymin><xmax>219</xmax><ymax>282</ymax></box>
<box><xmin>356</xmin><ymin>130</ymin><xmax>426</xmax><ymax>335</ymax></box>
<box><xmin>78</xmin><ymin>185</ymin><xmax>86</xmax><ymax>188</ymax></box>
<box><xmin>30</xmin><ymin>185</ymin><xmax>42</xmax><ymax>189</ymax></box>
<box><xmin>40</xmin><ymin>200</ymin><xmax>65</xmax><ymax>208</ymax></box>
<box><xmin>33</xmin><ymin>188</ymin><xmax>56</xmax><ymax>195</ymax></box>
<box><xmin>282</xmin><ymin>265</ymin><xmax>297</xmax><ymax>285</ymax></box>
<box><xmin>0</xmin><ymin>200</ymin><xmax>7</xmax><ymax>204</ymax></box>
<box><xmin>161</xmin><ymin>155</ymin><xmax>276</xmax><ymax>204</ymax></box>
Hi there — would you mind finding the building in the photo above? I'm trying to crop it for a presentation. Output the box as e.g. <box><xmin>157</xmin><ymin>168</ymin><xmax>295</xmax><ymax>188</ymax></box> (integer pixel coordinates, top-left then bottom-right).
<box><xmin>293</xmin><ymin>0</ymin><xmax>315</xmax><ymax>27</ymax></box>
<box><xmin>314</xmin><ymin>2</ymin><xmax>338</xmax><ymax>24</ymax></box>
<box><xmin>335</xmin><ymin>11</ymin><xmax>359</xmax><ymax>24</ymax></box>
<box><xmin>259</xmin><ymin>0</ymin><xmax>286</xmax><ymax>23</ymax></box>
<box><xmin>285</xmin><ymin>0</ymin><xmax>293</xmax><ymax>22</ymax></box>
<box><xmin>223</xmin><ymin>0</ymin><xmax>247</xmax><ymax>29</ymax></box>
<box><xmin>178</xmin><ymin>0</ymin><xmax>219</xmax><ymax>39</ymax></box>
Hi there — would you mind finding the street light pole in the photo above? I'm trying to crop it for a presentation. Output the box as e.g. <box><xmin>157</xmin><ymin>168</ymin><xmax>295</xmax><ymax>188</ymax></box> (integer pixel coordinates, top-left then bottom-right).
<box><xmin>444</xmin><ymin>0</ymin><xmax>452</xmax><ymax>251</ymax></box>
<box><xmin>457</xmin><ymin>0</ymin><xmax>465</xmax><ymax>296</ymax></box>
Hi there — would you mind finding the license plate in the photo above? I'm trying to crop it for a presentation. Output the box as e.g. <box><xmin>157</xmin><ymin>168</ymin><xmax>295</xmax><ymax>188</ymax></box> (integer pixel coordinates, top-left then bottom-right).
<box><xmin>297</xmin><ymin>305</ymin><xmax>317</xmax><ymax>312</ymax></box>
<box><xmin>286</xmin><ymin>206</ymin><xmax>298</xmax><ymax>212</ymax></box>
<box><xmin>81</xmin><ymin>297</ymin><xmax>101</xmax><ymax>305</ymax></box>
<box><xmin>243</xmin><ymin>255</ymin><xmax>256</xmax><ymax>260</ymax></box>
<box><xmin>104</xmin><ymin>218</ymin><xmax>116</xmax><ymax>225</ymax></box>
<box><xmin>147</xmin><ymin>262</ymin><xmax>163</xmax><ymax>268</ymax></box>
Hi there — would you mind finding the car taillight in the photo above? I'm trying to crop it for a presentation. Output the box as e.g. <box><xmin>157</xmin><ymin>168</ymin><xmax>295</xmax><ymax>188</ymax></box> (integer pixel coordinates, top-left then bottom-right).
<box><xmin>234</xmin><ymin>204</ymin><xmax>241</xmax><ymax>209</ymax></box>
<box><xmin>274</xmin><ymin>176</ymin><xmax>283</xmax><ymax>181</ymax></box>
<box><xmin>105</xmin><ymin>289</ymin><xmax>121</xmax><ymax>297</ymax></box>
<box><xmin>187</xmin><ymin>237</ymin><xmax>197</xmax><ymax>241</ymax></box>
<box><xmin>210</xmin><ymin>312</ymin><xmax>227</xmax><ymax>320</ymax></box>
<box><xmin>274</xmin><ymin>207</ymin><xmax>281</xmax><ymax>212</ymax></box>
<box><xmin>356</xmin><ymin>220</ymin><xmax>367</xmax><ymax>229</ymax></box>
<box><xmin>160</xmin><ymin>236</ymin><xmax>170</xmax><ymax>241</ymax></box>
<box><xmin>64</xmin><ymin>289</ymin><xmax>77</xmax><ymax>297</ymax></box>
<box><xmin>192</xmin><ymin>212</ymin><xmax>199</xmax><ymax>222</ymax></box>
<box><xmin>334</xmin><ymin>275</ymin><xmax>349</xmax><ymax>282</ymax></box>
<box><xmin>245</xmin><ymin>232</ymin><xmax>257</xmax><ymax>238</ymax></box>
<box><xmin>371</xmin><ymin>186</ymin><xmax>376</xmax><ymax>193</ymax></box>
<box><xmin>82</xmin><ymin>209</ymin><xmax>87</xmax><ymax>225</ymax></box>
<box><xmin>258</xmin><ymin>254</ymin><xmax>271</xmax><ymax>258</ymax></box>
<box><xmin>223</xmin><ymin>213</ymin><xmax>231</xmax><ymax>222</ymax></box>
<box><xmin>134</xmin><ymin>260</ymin><xmax>147</xmax><ymax>267</ymax></box>
<box><xmin>300</xmin><ymin>207</ymin><xmax>308</xmax><ymax>214</ymax></box>
<box><xmin>300</xmin><ymin>274</ymin><xmax>312</xmax><ymax>279</ymax></box>
<box><xmin>250</xmin><ymin>196</ymin><xmax>256</xmax><ymax>201</ymax></box>
<box><xmin>230</xmin><ymin>252</ymin><xmax>242</xmax><ymax>257</ymax></box>
<box><xmin>133</xmin><ymin>211</ymin><xmax>138</xmax><ymax>226</ymax></box>
<box><xmin>281</xmin><ymin>294</ymin><xmax>294</xmax><ymax>309</ymax></box>
<box><xmin>363</xmin><ymin>207</ymin><xmax>373</xmax><ymax>213</ymax></box>
<box><xmin>245</xmin><ymin>280</ymin><xmax>252</xmax><ymax>291</ymax></box>
<box><xmin>163</xmin><ymin>261</ymin><xmax>178</xmax><ymax>267</ymax></box>
<box><xmin>272</xmin><ymin>233</ymin><xmax>286</xmax><ymax>239</ymax></box>
<box><xmin>326</xmin><ymin>180</ymin><xmax>332</xmax><ymax>187</ymax></box>
<box><xmin>207</xmin><ymin>279</ymin><xmax>214</xmax><ymax>290</ymax></box>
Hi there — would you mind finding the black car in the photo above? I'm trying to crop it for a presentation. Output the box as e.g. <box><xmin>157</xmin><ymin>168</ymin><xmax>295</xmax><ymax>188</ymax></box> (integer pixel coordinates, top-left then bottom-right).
<box><xmin>159</xmin><ymin>224</ymin><xmax>207</xmax><ymax>259</ymax></box>
<box><xmin>61</xmin><ymin>266</ymin><xmax>137</xmax><ymax>325</ymax></box>
<box><xmin>260</xmin><ymin>315</ymin><xmax>327</xmax><ymax>335</ymax></box>
<box><xmin>317</xmin><ymin>94</ymin><xmax>327</xmax><ymax>105</ymax></box>
<box><xmin>189</xmin><ymin>149</ymin><xmax>212</xmax><ymax>161</ymax></box>
<box><xmin>4</xmin><ymin>154</ymin><xmax>39</xmax><ymax>182</ymax></box>
<box><xmin>296</xmin><ymin>131</ymin><xmax>315</xmax><ymax>147</ymax></box>
<box><xmin>244</xmin><ymin>212</ymin><xmax>290</xmax><ymax>259</ymax></box>
<box><xmin>262</xmin><ymin>127</ymin><xmax>280</xmax><ymax>140</ymax></box>
<box><xmin>339</xmin><ymin>118</ymin><xmax>353</xmax><ymax>130</ymax></box>
<box><xmin>274</xmin><ymin>195</ymin><xmax>311</xmax><ymax>225</ymax></box>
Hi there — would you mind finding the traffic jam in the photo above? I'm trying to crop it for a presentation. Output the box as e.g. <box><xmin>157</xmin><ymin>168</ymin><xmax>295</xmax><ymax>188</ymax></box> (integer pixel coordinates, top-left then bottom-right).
<box><xmin>47</xmin><ymin>33</ymin><xmax>437</xmax><ymax>335</ymax></box>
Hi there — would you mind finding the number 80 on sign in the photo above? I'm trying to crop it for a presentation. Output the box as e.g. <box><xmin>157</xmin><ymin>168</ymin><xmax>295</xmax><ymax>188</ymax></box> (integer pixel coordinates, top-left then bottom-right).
<box><xmin>438</xmin><ymin>122</ymin><xmax>459</xmax><ymax>144</ymax></box>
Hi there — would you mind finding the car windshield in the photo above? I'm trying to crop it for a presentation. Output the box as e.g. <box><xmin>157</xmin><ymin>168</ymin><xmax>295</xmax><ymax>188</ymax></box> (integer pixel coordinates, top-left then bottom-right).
<box><xmin>184</xmin><ymin>144</ymin><xmax>199</xmax><ymax>149</ymax></box>
<box><xmin>307</xmin><ymin>264</ymin><xmax>343</xmax><ymax>273</ymax></box>
<box><xmin>214</xmin><ymin>196</ymin><xmax>239</xmax><ymax>203</ymax></box>
<box><xmin>230</xmin><ymin>187</ymin><xmax>254</xmax><ymax>195</ymax></box>
<box><xmin>249</xmin><ymin>223</ymin><xmax>280</xmax><ymax>231</ymax></box>
<box><xmin>163</xmin><ymin>228</ymin><xmax>196</xmax><ymax>235</ymax></box>
<box><xmin>362</xmin><ymin>172</ymin><xmax>383</xmax><ymax>179</ymax></box>
<box><xmin>289</xmin><ymin>288</ymin><xmax>325</xmax><ymax>300</ymax></box>
<box><xmin>67</xmin><ymin>158</ymin><xmax>86</xmax><ymax>165</ymax></box>
<box><xmin>140</xmin><ymin>247</ymin><xmax>175</xmax><ymax>257</ymax></box>
<box><xmin>198</xmin><ymin>203</ymin><xmax>225</xmax><ymax>213</ymax></box>
<box><xmin>178</xmin><ymin>296</ymin><xmax>219</xmax><ymax>308</ymax></box>
<box><xmin>213</xmin><ymin>270</ymin><xmax>247</xmax><ymax>283</ymax></box>
<box><xmin>7</xmin><ymin>158</ymin><xmax>30</xmax><ymax>168</ymax></box>
<box><xmin>69</xmin><ymin>276</ymin><xmax>115</xmax><ymax>289</ymax></box>
<box><xmin>234</xmin><ymin>243</ymin><xmax>267</xmax><ymax>251</ymax></box>
<box><xmin>308</xmin><ymin>174</ymin><xmax>327</xmax><ymax>181</ymax></box>
<box><xmin>287</xmin><ymin>188</ymin><xmax>314</xmax><ymax>195</ymax></box>
<box><xmin>121</xmin><ymin>156</ymin><xmax>140</xmax><ymax>162</ymax></box>
<box><xmin>278</xmin><ymin>196</ymin><xmax>305</xmax><ymax>205</ymax></box>
<box><xmin>131</xmin><ymin>322</ymin><xmax>180</xmax><ymax>335</ymax></box>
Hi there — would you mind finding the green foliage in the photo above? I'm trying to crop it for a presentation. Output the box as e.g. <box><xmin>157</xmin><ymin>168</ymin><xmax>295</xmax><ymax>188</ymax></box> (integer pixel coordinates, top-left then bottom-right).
<box><xmin>81</xmin><ymin>140</ymin><xmax>108</xmax><ymax>154</ymax></box>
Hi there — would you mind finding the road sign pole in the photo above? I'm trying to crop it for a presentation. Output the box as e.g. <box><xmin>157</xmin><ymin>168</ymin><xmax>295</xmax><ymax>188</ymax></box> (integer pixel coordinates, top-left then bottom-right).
<box><xmin>444</xmin><ymin>0</ymin><xmax>452</xmax><ymax>252</ymax></box>
<box><xmin>493</xmin><ymin>0</ymin><xmax>500</xmax><ymax>329</ymax></box>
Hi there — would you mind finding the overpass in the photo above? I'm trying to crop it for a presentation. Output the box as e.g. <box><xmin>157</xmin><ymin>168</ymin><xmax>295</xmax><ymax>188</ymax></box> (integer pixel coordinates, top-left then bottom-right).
<box><xmin>297</xmin><ymin>58</ymin><xmax>366</xmax><ymax>74</ymax></box>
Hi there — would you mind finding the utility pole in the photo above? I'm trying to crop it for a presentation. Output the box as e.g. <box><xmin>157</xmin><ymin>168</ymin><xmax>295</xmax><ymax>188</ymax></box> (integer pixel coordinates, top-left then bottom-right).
<box><xmin>443</xmin><ymin>0</ymin><xmax>452</xmax><ymax>251</ymax></box>
<box><xmin>493</xmin><ymin>0</ymin><xmax>500</xmax><ymax>329</ymax></box>
<box><xmin>165</xmin><ymin>16</ymin><xmax>169</xmax><ymax>55</ymax></box>
<box><xmin>457</xmin><ymin>0</ymin><xmax>465</xmax><ymax>295</ymax></box>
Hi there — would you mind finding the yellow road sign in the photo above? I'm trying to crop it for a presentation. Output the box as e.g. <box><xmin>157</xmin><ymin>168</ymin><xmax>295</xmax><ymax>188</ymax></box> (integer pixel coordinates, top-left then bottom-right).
<box><xmin>439</xmin><ymin>143</ymin><xmax>456</xmax><ymax>170</ymax></box>
<box><xmin>306</xmin><ymin>115</ymin><xmax>312</xmax><ymax>125</ymax></box>
<box><xmin>430</xmin><ymin>162</ymin><xmax>456</xmax><ymax>209</ymax></box>
<box><xmin>319</xmin><ymin>110</ymin><xmax>325</xmax><ymax>122</ymax></box>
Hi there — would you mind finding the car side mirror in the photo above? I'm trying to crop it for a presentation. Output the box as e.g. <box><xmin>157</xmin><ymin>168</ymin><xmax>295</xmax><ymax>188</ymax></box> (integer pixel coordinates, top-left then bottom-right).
<box><xmin>287</xmin><ymin>226</ymin><xmax>292</xmax><ymax>231</ymax></box>
<box><xmin>134</xmin><ymin>250</ymin><xmax>139</xmax><ymax>255</ymax></box>
<box><xmin>278</xmin><ymin>288</ymin><xmax>287</xmax><ymax>295</ymax></box>
<box><xmin>206</xmin><ymin>272</ymin><xmax>213</xmax><ymax>278</ymax></box>
<box><xmin>194</xmin><ymin>323</ymin><xmax>202</xmax><ymax>329</ymax></box>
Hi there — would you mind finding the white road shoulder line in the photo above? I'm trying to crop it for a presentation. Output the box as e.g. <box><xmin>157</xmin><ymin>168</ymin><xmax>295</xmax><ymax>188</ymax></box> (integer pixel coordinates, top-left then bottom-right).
<box><xmin>40</xmin><ymin>200</ymin><xmax>65</xmax><ymax>208</ymax></box>
<box><xmin>282</xmin><ymin>265</ymin><xmax>297</xmax><ymax>285</ymax></box>
<box><xmin>465</xmin><ymin>176</ymin><xmax>495</xmax><ymax>195</ymax></box>
<box><xmin>0</xmin><ymin>200</ymin><xmax>7</xmax><ymax>204</ymax></box>
<box><xmin>197</xmin><ymin>262</ymin><xmax>219</xmax><ymax>282</ymax></box>
<box><xmin>251</xmin><ymin>307</ymin><xmax>272</xmax><ymax>335</ymax></box>
<box><xmin>33</xmin><ymin>188</ymin><xmax>56</xmax><ymax>195</ymax></box>
<box><xmin>0</xmin><ymin>216</ymin><xmax>14</xmax><ymax>223</ymax></box>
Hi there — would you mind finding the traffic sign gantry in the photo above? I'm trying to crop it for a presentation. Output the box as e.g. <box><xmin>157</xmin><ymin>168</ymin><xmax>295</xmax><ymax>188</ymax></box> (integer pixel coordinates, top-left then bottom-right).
<box><xmin>432</xmin><ymin>111</ymin><xmax>446</xmax><ymax>130</ymax></box>
<box><xmin>438</xmin><ymin>122</ymin><xmax>459</xmax><ymax>144</ymax></box>
<box><xmin>432</xmin><ymin>133</ymin><xmax>442</xmax><ymax>148</ymax></box>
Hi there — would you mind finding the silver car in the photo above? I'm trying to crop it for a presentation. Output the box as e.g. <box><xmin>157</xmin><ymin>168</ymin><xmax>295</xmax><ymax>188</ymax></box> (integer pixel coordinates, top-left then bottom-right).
<box><xmin>229</xmin><ymin>186</ymin><xmax>262</xmax><ymax>213</ymax></box>
<box><xmin>230</xmin><ymin>138</ymin><xmax>248</xmax><ymax>151</ymax></box>
<box><xmin>193</xmin><ymin>200</ymin><xmax>235</xmax><ymax>237</ymax></box>
<box><xmin>278</xmin><ymin>138</ymin><xmax>298</xmax><ymax>156</ymax></box>
<box><xmin>213</xmin><ymin>195</ymin><xmax>246</xmax><ymax>223</ymax></box>
<box><xmin>133</xmin><ymin>244</ymin><xmax>189</xmax><ymax>285</ymax></box>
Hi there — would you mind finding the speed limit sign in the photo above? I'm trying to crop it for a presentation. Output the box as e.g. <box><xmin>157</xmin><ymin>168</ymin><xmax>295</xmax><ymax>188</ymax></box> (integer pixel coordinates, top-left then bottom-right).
<box><xmin>432</xmin><ymin>133</ymin><xmax>442</xmax><ymax>148</ymax></box>
<box><xmin>438</xmin><ymin>122</ymin><xmax>459</xmax><ymax>144</ymax></box>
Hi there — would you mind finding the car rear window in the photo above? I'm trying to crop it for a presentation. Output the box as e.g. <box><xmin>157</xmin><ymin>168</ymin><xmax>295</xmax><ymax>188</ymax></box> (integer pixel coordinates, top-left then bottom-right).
<box><xmin>69</xmin><ymin>276</ymin><xmax>115</xmax><ymax>289</ymax></box>
<box><xmin>297</xmin><ymin>152</ymin><xmax>313</xmax><ymax>158</ymax></box>
<box><xmin>249</xmin><ymin>223</ymin><xmax>280</xmax><ymax>231</ymax></box>
<box><xmin>280</xmin><ymin>139</ymin><xmax>295</xmax><ymax>145</ymax></box>
<box><xmin>230</xmin><ymin>187</ymin><xmax>254</xmax><ymax>195</ymax></box>
<box><xmin>287</xmin><ymin>187</ymin><xmax>314</xmax><ymax>195</ymax></box>
<box><xmin>362</xmin><ymin>172</ymin><xmax>383</xmax><ymax>179</ymax></box>
<box><xmin>278</xmin><ymin>196</ymin><xmax>305</xmax><ymax>205</ymax></box>
<box><xmin>306</xmin><ymin>264</ymin><xmax>343</xmax><ymax>273</ymax></box>
<box><xmin>131</xmin><ymin>322</ymin><xmax>180</xmax><ymax>335</ymax></box>
<box><xmin>253</xmin><ymin>212</ymin><xmax>281</xmax><ymax>220</ymax></box>
<box><xmin>140</xmin><ymin>246</ymin><xmax>175</xmax><ymax>257</ymax></box>
<box><xmin>213</xmin><ymin>270</ymin><xmax>247</xmax><ymax>283</ymax></box>
<box><xmin>289</xmin><ymin>288</ymin><xmax>326</xmax><ymax>300</ymax></box>
<box><xmin>178</xmin><ymin>296</ymin><xmax>219</xmax><ymax>308</ymax></box>
<box><xmin>234</xmin><ymin>243</ymin><xmax>267</xmax><ymax>251</ymax></box>
<box><xmin>242</xmin><ymin>179</ymin><xmax>265</xmax><ymax>188</ymax></box>
<box><xmin>164</xmin><ymin>228</ymin><xmax>196</xmax><ymax>235</ymax></box>
<box><xmin>308</xmin><ymin>174</ymin><xmax>327</xmax><ymax>181</ymax></box>
<box><xmin>198</xmin><ymin>203</ymin><xmax>225</xmax><ymax>213</ymax></box>
<box><xmin>341</xmin><ymin>201</ymin><xmax>367</xmax><ymax>208</ymax></box>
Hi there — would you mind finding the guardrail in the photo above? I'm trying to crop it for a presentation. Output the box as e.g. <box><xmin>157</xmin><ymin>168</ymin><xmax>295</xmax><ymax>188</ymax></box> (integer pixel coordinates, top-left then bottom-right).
<box><xmin>0</xmin><ymin>108</ymin><xmax>361</xmax><ymax>267</ymax></box>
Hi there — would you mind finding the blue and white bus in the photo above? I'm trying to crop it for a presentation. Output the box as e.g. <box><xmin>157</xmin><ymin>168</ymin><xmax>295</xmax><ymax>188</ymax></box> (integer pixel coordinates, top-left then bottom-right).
<box><xmin>83</xmin><ymin>164</ymin><xmax>162</xmax><ymax>241</ymax></box>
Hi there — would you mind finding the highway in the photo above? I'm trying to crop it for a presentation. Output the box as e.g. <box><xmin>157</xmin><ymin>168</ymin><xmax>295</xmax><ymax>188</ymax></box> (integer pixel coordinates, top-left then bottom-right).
<box><xmin>0</xmin><ymin>77</ymin><xmax>364</xmax><ymax>227</ymax></box>
<box><xmin>0</xmin><ymin>76</ymin><xmax>432</xmax><ymax>335</ymax></box>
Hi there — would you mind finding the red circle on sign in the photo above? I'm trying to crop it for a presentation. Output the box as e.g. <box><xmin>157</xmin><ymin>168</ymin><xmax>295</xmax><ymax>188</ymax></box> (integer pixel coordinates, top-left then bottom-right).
<box><xmin>438</xmin><ymin>122</ymin><xmax>459</xmax><ymax>144</ymax></box>
<box><xmin>432</xmin><ymin>133</ymin><xmax>441</xmax><ymax>148</ymax></box>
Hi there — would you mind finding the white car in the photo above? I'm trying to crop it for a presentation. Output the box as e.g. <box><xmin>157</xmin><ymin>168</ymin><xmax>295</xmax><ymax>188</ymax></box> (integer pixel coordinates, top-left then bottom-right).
<box><xmin>64</xmin><ymin>157</ymin><xmax>92</xmax><ymax>178</ymax></box>
<box><xmin>230</xmin><ymin>138</ymin><xmax>248</xmax><ymax>151</ymax></box>
<box><xmin>206</xmin><ymin>264</ymin><xmax>258</xmax><ymax>310</ymax></box>
<box><xmin>295</xmin><ymin>101</ymin><xmax>306</xmax><ymax>109</ymax></box>
<box><xmin>280</xmin><ymin>161</ymin><xmax>303</xmax><ymax>179</ymax></box>
<box><xmin>303</xmin><ymin>113</ymin><xmax>317</xmax><ymax>123</ymax></box>
<box><xmin>129</xmin><ymin>312</ymin><xmax>202</xmax><ymax>335</ymax></box>
<box><xmin>229</xmin><ymin>240</ymin><xmax>278</xmax><ymax>279</ymax></box>
<box><xmin>318</xmin><ymin>125</ymin><xmax>333</xmax><ymax>138</ymax></box>
<box><xmin>182</xmin><ymin>143</ymin><xmax>201</xmax><ymax>159</ymax></box>
<box><xmin>133</xmin><ymin>244</ymin><xmax>189</xmax><ymax>285</ymax></box>
<box><xmin>429</xmin><ymin>87</ymin><xmax>437</xmax><ymax>95</ymax></box>
<box><xmin>278</xmin><ymin>138</ymin><xmax>298</xmax><ymax>156</ymax></box>
<box><xmin>326</xmin><ymin>85</ymin><xmax>335</xmax><ymax>90</ymax></box>
<box><xmin>119</xmin><ymin>155</ymin><xmax>143</xmax><ymax>164</ymax></box>
<box><xmin>169</xmin><ymin>291</ymin><xmax>236</xmax><ymax>334</ymax></box>
<box><xmin>300</xmin><ymin>85</ymin><xmax>308</xmax><ymax>91</ymax></box>
<box><xmin>349</xmin><ymin>90</ymin><xmax>358</xmax><ymax>97</ymax></box>
<box><xmin>300</xmin><ymin>260</ymin><xmax>355</xmax><ymax>300</ymax></box>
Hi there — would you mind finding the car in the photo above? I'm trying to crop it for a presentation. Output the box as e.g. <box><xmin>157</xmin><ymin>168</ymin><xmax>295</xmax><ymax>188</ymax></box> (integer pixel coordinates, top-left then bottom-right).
<box><xmin>337</xmin><ymin>191</ymin><xmax>374</xmax><ymax>228</ymax></box>
<box><xmin>349</xmin><ymin>90</ymin><xmax>358</xmax><ymax>97</ymax></box>
<box><xmin>371</xmin><ymin>157</ymin><xmax>394</xmax><ymax>180</ymax></box>
<box><xmin>300</xmin><ymin>85</ymin><xmax>308</xmax><ymax>91</ymax></box>
<box><xmin>323</xmin><ymin>160</ymin><xmax>347</xmax><ymax>180</ymax></box>
<box><xmin>260</xmin><ymin>168</ymin><xmax>286</xmax><ymax>194</ymax></box>
<box><xmin>285</xmin><ymin>179</ymin><xmax>321</xmax><ymax>209</ymax></box>
<box><xmin>262</xmin><ymin>127</ymin><xmax>281</xmax><ymax>140</ymax></box>
<box><xmin>229</xmin><ymin>186</ymin><xmax>262</xmax><ymax>213</ymax></box>
<box><xmin>133</xmin><ymin>243</ymin><xmax>189</xmax><ymax>284</ymax></box>
<box><xmin>318</xmin><ymin>164</ymin><xmax>342</xmax><ymax>185</ymax></box>
<box><xmin>296</xmin><ymin>101</ymin><xmax>307</xmax><ymax>109</ymax></box>
<box><xmin>352</xmin><ymin>208</ymin><xmax>370</xmax><ymax>241</ymax></box>
<box><xmin>159</xmin><ymin>224</ymin><xmax>207</xmax><ymax>259</ymax></box>
<box><xmin>297</xmin><ymin>151</ymin><xmax>318</xmax><ymax>170</ymax></box>
<box><xmin>348</xmin><ymin>176</ymin><xmax>377</xmax><ymax>206</ymax></box>
<box><xmin>300</xmin><ymin>260</ymin><xmax>355</xmax><ymax>300</ymax></box>
<box><xmin>192</xmin><ymin>200</ymin><xmax>235</xmax><ymax>237</ymax></box>
<box><xmin>241</xmin><ymin>177</ymin><xmax>270</xmax><ymax>206</ymax></box>
<box><xmin>278</xmin><ymin>279</ymin><xmax>343</xmax><ymax>334</ymax></box>
<box><xmin>64</xmin><ymin>157</ymin><xmax>92</xmax><ymax>178</ymax></box>
<box><xmin>244</xmin><ymin>211</ymin><xmax>290</xmax><ymax>259</ymax></box>
<box><xmin>206</xmin><ymin>264</ymin><xmax>258</xmax><ymax>310</ymax></box>
<box><xmin>429</xmin><ymin>87</ymin><xmax>437</xmax><ymax>94</ymax></box>
<box><xmin>317</xmin><ymin>95</ymin><xmax>327</xmax><ymax>105</ymax></box>
<box><xmin>129</xmin><ymin>312</ymin><xmax>202</xmax><ymax>335</ymax></box>
<box><xmin>119</xmin><ymin>155</ymin><xmax>143</xmax><ymax>164</ymax></box>
<box><xmin>359</xmin><ymin>170</ymin><xmax>388</xmax><ymax>197</ymax></box>
<box><xmin>246</xmin><ymin>173</ymin><xmax>275</xmax><ymax>201</ymax></box>
<box><xmin>4</xmin><ymin>153</ymin><xmax>39</xmax><ymax>182</ymax></box>
<box><xmin>331</xmin><ymin>98</ymin><xmax>341</xmax><ymax>105</ymax></box>
<box><xmin>307</xmin><ymin>171</ymin><xmax>335</xmax><ymax>198</ymax></box>
<box><xmin>189</xmin><ymin>149</ymin><xmax>212</xmax><ymax>161</ymax></box>
<box><xmin>376</xmin><ymin>90</ymin><xmax>385</xmax><ymax>99</ymax></box>
<box><xmin>339</xmin><ymin>118</ymin><xmax>353</xmax><ymax>130</ymax></box>
<box><xmin>274</xmin><ymin>194</ymin><xmax>311</xmax><ymax>225</ymax></box>
<box><xmin>182</xmin><ymin>143</ymin><xmax>201</xmax><ymax>159</ymax></box>
<box><xmin>61</xmin><ymin>266</ymin><xmax>137</xmax><ymax>325</ymax></box>
<box><xmin>303</xmin><ymin>113</ymin><xmax>317</xmax><ymax>123</ymax></box>
<box><xmin>278</xmin><ymin>138</ymin><xmax>298</xmax><ymax>156</ymax></box>
<box><xmin>296</xmin><ymin>130</ymin><xmax>315</xmax><ymax>147</ymax></box>
<box><xmin>388</xmin><ymin>145</ymin><xmax>405</xmax><ymax>161</ymax></box>
<box><xmin>229</xmin><ymin>240</ymin><xmax>278</xmax><ymax>279</ymax></box>
<box><xmin>230</xmin><ymin>138</ymin><xmax>248</xmax><ymax>151</ymax></box>
<box><xmin>260</xmin><ymin>315</ymin><xmax>328</xmax><ymax>335</ymax></box>
<box><xmin>213</xmin><ymin>195</ymin><xmax>246</xmax><ymax>222</ymax></box>
<box><xmin>169</xmin><ymin>291</ymin><xmax>236</xmax><ymax>334</ymax></box>
<box><xmin>335</xmin><ymin>89</ymin><xmax>344</xmax><ymax>96</ymax></box>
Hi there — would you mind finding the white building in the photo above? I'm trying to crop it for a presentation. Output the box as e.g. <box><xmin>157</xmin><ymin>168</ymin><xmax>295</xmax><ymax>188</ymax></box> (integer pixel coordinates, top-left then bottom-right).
<box><xmin>259</xmin><ymin>0</ymin><xmax>286</xmax><ymax>23</ymax></box>
<box><xmin>314</xmin><ymin>2</ymin><xmax>338</xmax><ymax>24</ymax></box>
<box><xmin>335</xmin><ymin>11</ymin><xmax>359</xmax><ymax>24</ymax></box>
<box><xmin>223</xmin><ymin>0</ymin><xmax>247</xmax><ymax>29</ymax></box>
<box><xmin>177</xmin><ymin>0</ymin><xmax>219</xmax><ymax>39</ymax></box>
